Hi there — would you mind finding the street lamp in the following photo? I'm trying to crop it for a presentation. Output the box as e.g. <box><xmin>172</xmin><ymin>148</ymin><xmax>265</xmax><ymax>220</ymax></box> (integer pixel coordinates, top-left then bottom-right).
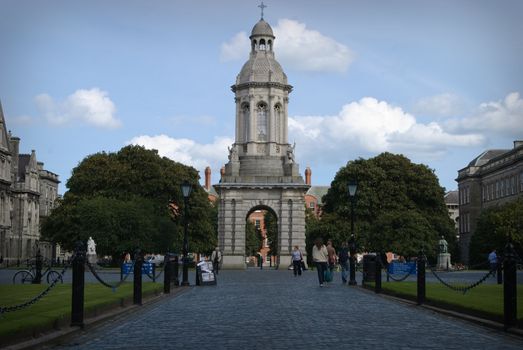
<box><xmin>348</xmin><ymin>180</ymin><xmax>358</xmax><ymax>286</ymax></box>
<box><xmin>181</xmin><ymin>181</ymin><xmax>192</xmax><ymax>286</ymax></box>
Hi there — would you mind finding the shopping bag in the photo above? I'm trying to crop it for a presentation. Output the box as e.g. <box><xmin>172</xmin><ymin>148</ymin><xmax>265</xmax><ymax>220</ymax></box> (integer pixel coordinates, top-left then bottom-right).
<box><xmin>324</xmin><ymin>268</ymin><xmax>333</xmax><ymax>282</ymax></box>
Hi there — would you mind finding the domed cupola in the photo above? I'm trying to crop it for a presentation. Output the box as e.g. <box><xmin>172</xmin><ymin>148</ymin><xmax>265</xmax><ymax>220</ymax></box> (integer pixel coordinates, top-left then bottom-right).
<box><xmin>234</xmin><ymin>18</ymin><xmax>290</xmax><ymax>87</ymax></box>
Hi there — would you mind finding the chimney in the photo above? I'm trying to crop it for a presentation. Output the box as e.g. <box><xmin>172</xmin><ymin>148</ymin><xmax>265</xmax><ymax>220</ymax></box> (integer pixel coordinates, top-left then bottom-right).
<box><xmin>514</xmin><ymin>140</ymin><xmax>523</xmax><ymax>149</ymax></box>
<box><xmin>305</xmin><ymin>166</ymin><xmax>311</xmax><ymax>185</ymax></box>
<box><xmin>205</xmin><ymin>166</ymin><xmax>211</xmax><ymax>190</ymax></box>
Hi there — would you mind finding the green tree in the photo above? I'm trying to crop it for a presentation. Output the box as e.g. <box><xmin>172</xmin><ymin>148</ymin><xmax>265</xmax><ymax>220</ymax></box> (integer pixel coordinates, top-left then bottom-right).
<box><xmin>265</xmin><ymin>211</ymin><xmax>278</xmax><ymax>257</ymax></box>
<box><xmin>42</xmin><ymin>145</ymin><xmax>217</xmax><ymax>260</ymax></box>
<box><xmin>245</xmin><ymin>220</ymin><xmax>262</xmax><ymax>256</ymax></box>
<box><xmin>469</xmin><ymin>198</ymin><xmax>523</xmax><ymax>266</ymax></box>
<box><xmin>318</xmin><ymin>153</ymin><xmax>455</xmax><ymax>260</ymax></box>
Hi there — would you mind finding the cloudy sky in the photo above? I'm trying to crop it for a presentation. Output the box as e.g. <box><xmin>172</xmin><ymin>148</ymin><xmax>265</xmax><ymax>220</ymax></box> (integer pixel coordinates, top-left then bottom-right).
<box><xmin>1</xmin><ymin>0</ymin><xmax>522</xmax><ymax>194</ymax></box>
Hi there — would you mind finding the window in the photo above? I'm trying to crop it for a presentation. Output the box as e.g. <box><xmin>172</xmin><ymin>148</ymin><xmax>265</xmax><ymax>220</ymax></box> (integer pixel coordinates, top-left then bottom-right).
<box><xmin>256</xmin><ymin>103</ymin><xmax>267</xmax><ymax>141</ymax></box>
<box><xmin>242</xmin><ymin>104</ymin><xmax>250</xmax><ymax>142</ymax></box>
<box><xmin>309</xmin><ymin>201</ymin><xmax>315</xmax><ymax>209</ymax></box>
<box><xmin>255</xmin><ymin>220</ymin><xmax>261</xmax><ymax>229</ymax></box>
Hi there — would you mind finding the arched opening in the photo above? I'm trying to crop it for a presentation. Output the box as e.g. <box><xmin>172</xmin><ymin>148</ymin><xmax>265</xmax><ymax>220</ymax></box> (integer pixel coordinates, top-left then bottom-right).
<box><xmin>242</xmin><ymin>103</ymin><xmax>250</xmax><ymax>142</ymax></box>
<box><xmin>259</xmin><ymin>39</ymin><xmax>266</xmax><ymax>51</ymax></box>
<box><xmin>256</xmin><ymin>102</ymin><xmax>267</xmax><ymax>141</ymax></box>
<box><xmin>274</xmin><ymin>103</ymin><xmax>282</xmax><ymax>143</ymax></box>
<box><xmin>245</xmin><ymin>205</ymin><xmax>278</xmax><ymax>268</ymax></box>
<box><xmin>252</xmin><ymin>39</ymin><xmax>257</xmax><ymax>52</ymax></box>
<box><xmin>267</xmin><ymin>40</ymin><xmax>272</xmax><ymax>51</ymax></box>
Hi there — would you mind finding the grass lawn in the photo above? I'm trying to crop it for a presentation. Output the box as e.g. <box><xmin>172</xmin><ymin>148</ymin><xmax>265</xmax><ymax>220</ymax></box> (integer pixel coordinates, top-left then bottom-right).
<box><xmin>375</xmin><ymin>282</ymin><xmax>523</xmax><ymax>324</ymax></box>
<box><xmin>0</xmin><ymin>282</ymin><xmax>163</xmax><ymax>343</ymax></box>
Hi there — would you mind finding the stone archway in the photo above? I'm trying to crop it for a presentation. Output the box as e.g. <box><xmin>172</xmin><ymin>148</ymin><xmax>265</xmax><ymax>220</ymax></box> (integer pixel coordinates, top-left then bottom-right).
<box><xmin>215</xmin><ymin>184</ymin><xmax>307</xmax><ymax>269</ymax></box>
<box><xmin>245</xmin><ymin>205</ymin><xmax>278</xmax><ymax>267</ymax></box>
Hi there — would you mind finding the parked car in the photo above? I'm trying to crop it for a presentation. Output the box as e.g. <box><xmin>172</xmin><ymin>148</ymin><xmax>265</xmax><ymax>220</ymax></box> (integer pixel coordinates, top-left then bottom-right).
<box><xmin>145</xmin><ymin>254</ymin><xmax>164</xmax><ymax>266</ymax></box>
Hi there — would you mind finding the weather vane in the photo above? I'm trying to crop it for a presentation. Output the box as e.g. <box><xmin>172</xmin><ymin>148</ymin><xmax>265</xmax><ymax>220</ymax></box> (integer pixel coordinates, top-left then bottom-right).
<box><xmin>258</xmin><ymin>1</ymin><xmax>267</xmax><ymax>19</ymax></box>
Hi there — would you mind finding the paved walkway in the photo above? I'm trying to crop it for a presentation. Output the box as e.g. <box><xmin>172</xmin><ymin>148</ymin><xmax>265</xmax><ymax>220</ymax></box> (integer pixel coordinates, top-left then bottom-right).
<box><xmin>54</xmin><ymin>269</ymin><xmax>523</xmax><ymax>349</ymax></box>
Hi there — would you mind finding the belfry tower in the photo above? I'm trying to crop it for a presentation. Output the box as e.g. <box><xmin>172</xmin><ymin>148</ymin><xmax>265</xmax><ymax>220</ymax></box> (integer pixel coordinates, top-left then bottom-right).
<box><xmin>214</xmin><ymin>15</ymin><xmax>309</xmax><ymax>269</ymax></box>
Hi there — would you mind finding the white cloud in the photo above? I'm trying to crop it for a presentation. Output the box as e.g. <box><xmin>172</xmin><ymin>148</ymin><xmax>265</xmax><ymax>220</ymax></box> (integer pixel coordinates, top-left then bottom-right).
<box><xmin>126</xmin><ymin>134</ymin><xmax>233</xmax><ymax>175</ymax></box>
<box><xmin>446</xmin><ymin>92</ymin><xmax>523</xmax><ymax>137</ymax></box>
<box><xmin>413</xmin><ymin>93</ymin><xmax>462</xmax><ymax>117</ymax></box>
<box><xmin>220</xmin><ymin>19</ymin><xmax>353</xmax><ymax>73</ymax></box>
<box><xmin>220</xmin><ymin>31</ymin><xmax>250</xmax><ymax>62</ymax></box>
<box><xmin>36</xmin><ymin>88</ymin><xmax>121</xmax><ymax>128</ymax></box>
<box><xmin>289</xmin><ymin>97</ymin><xmax>484</xmax><ymax>162</ymax></box>
<box><xmin>9</xmin><ymin>115</ymin><xmax>34</xmax><ymax>125</ymax></box>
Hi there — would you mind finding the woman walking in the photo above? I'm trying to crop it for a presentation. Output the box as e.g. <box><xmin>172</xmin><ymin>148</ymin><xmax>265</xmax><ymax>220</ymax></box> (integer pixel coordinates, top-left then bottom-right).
<box><xmin>312</xmin><ymin>238</ymin><xmax>328</xmax><ymax>287</ymax></box>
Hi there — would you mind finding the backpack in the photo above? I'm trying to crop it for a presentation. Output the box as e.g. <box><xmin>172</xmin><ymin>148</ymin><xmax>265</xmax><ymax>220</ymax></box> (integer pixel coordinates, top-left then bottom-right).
<box><xmin>338</xmin><ymin>248</ymin><xmax>349</xmax><ymax>263</ymax></box>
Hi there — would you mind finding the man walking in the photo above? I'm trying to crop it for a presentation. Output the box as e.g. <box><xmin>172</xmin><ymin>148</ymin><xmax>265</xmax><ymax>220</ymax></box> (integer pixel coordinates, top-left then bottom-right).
<box><xmin>338</xmin><ymin>241</ymin><xmax>349</xmax><ymax>284</ymax></box>
<box><xmin>488</xmin><ymin>249</ymin><xmax>497</xmax><ymax>276</ymax></box>
<box><xmin>211</xmin><ymin>247</ymin><xmax>222</xmax><ymax>274</ymax></box>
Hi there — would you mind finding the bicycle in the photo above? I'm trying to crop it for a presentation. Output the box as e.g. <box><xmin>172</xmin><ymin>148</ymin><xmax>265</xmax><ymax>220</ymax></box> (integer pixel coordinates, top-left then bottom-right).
<box><xmin>12</xmin><ymin>263</ymin><xmax>63</xmax><ymax>284</ymax></box>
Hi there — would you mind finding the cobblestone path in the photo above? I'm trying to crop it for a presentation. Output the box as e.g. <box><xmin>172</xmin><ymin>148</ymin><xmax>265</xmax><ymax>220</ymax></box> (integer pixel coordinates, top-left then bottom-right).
<box><xmin>56</xmin><ymin>269</ymin><xmax>523</xmax><ymax>349</ymax></box>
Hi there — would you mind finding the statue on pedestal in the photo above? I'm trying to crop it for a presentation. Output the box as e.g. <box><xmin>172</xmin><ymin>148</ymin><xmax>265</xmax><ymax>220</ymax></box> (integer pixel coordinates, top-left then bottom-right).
<box><xmin>436</xmin><ymin>236</ymin><xmax>451</xmax><ymax>270</ymax></box>
<box><xmin>87</xmin><ymin>236</ymin><xmax>97</xmax><ymax>264</ymax></box>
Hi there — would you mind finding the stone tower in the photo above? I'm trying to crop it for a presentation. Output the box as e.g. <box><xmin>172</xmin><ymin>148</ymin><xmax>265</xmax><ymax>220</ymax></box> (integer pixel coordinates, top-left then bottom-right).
<box><xmin>214</xmin><ymin>17</ymin><xmax>309</xmax><ymax>269</ymax></box>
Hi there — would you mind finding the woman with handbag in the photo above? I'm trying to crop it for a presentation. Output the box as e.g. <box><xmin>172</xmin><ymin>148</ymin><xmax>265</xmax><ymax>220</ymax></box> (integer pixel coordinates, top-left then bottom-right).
<box><xmin>312</xmin><ymin>238</ymin><xmax>328</xmax><ymax>287</ymax></box>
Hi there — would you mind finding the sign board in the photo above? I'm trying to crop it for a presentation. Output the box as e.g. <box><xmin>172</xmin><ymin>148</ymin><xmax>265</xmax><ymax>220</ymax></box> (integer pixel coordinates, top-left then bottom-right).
<box><xmin>122</xmin><ymin>262</ymin><xmax>153</xmax><ymax>275</ymax></box>
<box><xmin>196</xmin><ymin>261</ymin><xmax>216</xmax><ymax>285</ymax></box>
<box><xmin>388</xmin><ymin>262</ymin><xmax>416</xmax><ymax>275</ymax></box>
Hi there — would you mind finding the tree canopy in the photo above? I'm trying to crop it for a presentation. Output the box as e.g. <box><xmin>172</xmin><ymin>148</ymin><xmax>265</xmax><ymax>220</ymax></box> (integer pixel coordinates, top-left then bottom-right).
<box><xmin>469</xmin><ymin>198</ymin><xmax>523</xmax><ymax>266</ymax></box>
<box><xmin>316</xmin><ymin>152</ymin><xmax>456</xmax><ymax>259</ymax></box>
<box><xmin>42</xmin><ymin>145</ymin><xmax>217</xmax><ymax>261</ymax></box>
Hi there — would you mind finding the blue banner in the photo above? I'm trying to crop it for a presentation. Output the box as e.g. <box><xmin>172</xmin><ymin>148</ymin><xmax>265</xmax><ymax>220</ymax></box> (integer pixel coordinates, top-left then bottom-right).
<box><xmin>122</xmin><ymin>262</ymin><xmax>153</xmax><ymax>275</ymax></box>
<box><xmin>388</xmin><ymin>262</ymin><xmax>416</xmax><ymax>275</ymax></box>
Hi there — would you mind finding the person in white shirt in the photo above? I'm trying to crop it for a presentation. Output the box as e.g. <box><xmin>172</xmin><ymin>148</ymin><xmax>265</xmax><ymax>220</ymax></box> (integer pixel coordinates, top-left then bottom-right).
<box><xmin>211</xmin><ymin>247</ymin><xmax>222</xmax><ymax>274</ymax></box>
<box><xmin>312</xmin><ymin>238</ymin><xmax>329</xmax><ymax>287</ymax></box>
<box><xmin>291</xmin><ymin>246</ymin><xmax>303</xmax><ymax>276</ymax></box>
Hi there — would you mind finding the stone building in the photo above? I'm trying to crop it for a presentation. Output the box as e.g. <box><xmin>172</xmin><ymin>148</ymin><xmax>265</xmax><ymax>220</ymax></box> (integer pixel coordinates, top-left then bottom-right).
<box><xmin>444</xmin><ymin>190</ymin><xmax>459</xmax><ymax>232</ymax></box>
<box><xmin>0</xmin><ymin>102</ymin><xmax>60</xmax><ymax>264</ymax></box>
<box><xmin>456</xmin><ymin>141</ymin><xmax>523</xmax><ymax>263</ymax></box>
<box><xmin>214</xmin><ymin>17</ymin><xmax>309</xmax><ymax>269</ymax></box>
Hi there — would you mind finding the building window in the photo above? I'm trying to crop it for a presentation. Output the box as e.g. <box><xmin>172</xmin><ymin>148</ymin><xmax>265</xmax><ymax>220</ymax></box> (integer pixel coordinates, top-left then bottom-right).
<box><xmin>309</xmin><ymin>202</ymin><xmax>315</xmax><ymax>209</ymax></box>
<box><xmin>256</xmin><ymin>103</ymin><xmax>267</xmax><ymax>141</ymax></box>
<box><xmin>255</xmin><ymin>219</ymin><xmax>261</xmax><ymax>230</ymax></box>
<box><xmin>242</xmin><ymin>104</ymin><xmax>250</xmax><ymax>142</ymax></box>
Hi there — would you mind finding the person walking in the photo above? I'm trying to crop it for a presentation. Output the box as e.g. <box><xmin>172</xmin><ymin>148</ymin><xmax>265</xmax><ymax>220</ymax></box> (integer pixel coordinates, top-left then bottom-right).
<box><xmin>488</xmin><ymin>249</ymin><xmax>497</xmax><ymax>276</ymax></box>
<box><xmin>312</xmin><ymin>238</ymin><xmax>328</xmax><ymax>287</ymax></box>
<box><xmin>326</xmin><ymin>239</ymin><xmax>337</xmax><ymax>272</ymax></box>
<box><xmin>211</xmin><ymin>247</ymin><xmax>222</xmax><ymax>274</ymax></box>
<box><xmin>338</xmin><ymin>241</ymin><xmax>349</xmax><ymax>284</ymax></box>
<box><xmin>291</xmin><ymin>246</ymin><xmax>303</xmax><ymax>276</ymax></box>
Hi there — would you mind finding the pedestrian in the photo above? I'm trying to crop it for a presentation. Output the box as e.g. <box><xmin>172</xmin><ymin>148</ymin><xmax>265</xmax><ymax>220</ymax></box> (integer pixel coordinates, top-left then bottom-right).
<box><xmin>326</xmin><ymin>239</ymin><xmax>337</xmax><ymax>272</ymax></box>
<box><xmin>291</xmin><ymin>245</ymin><xmax>303</xmax><ymax>276</ymax></box>
<box><xmin>211</xmin><ymin>247</ymin><xmax>222</xmax><ymax>274</ymax></box>
<box><xmin>488</xmin><ymin>249</ymin><xmax>497</xmax><ymax>275</ymax></box>
<box><xmin>312</xmin><ymin>238</ymin><xmax>328</xmax><ymax>287</ymax></box>
<box><xmin>338</xmin><ymin>241</ymin><xmax>349</xmax><ymax>284</ymax></box>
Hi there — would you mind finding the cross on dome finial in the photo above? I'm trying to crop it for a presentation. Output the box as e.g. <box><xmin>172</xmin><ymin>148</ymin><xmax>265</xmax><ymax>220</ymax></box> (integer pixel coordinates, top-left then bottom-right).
<box><xmin>258</xmin><ymin>1</ymin><xmax>267</xmax><ymax>19</ymax></box>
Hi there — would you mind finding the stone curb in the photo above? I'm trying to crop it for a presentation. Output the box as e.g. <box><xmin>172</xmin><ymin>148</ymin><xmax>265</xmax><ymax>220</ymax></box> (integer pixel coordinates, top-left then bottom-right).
<box><xmin>358</xmin><ymin>285</ymin><xmax>523</xmax><ymax>338</ymax></box>
<box><xmin>2</xmin><ymin>287</ymin><xmax>190</xmax><ymax>350</ymax></box>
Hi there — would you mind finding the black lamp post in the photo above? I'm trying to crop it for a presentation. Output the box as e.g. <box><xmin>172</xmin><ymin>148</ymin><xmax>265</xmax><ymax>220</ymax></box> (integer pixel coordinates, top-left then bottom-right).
<box><xmin>181</xmin><ymin>181</ymin><xmax>192</xmax><ymax>286</ymax></box>
<box><xmin>348</xmin><ymin>180</ymin><xmax>358</xmax><ymax>286</ymax></box>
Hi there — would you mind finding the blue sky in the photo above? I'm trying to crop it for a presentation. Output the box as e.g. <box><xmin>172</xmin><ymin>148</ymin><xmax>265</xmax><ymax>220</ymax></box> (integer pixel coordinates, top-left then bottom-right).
<box><xmin>1</xmin><ymin>0</ymin><xmax>522</xmax><ymax>194</ymax></box>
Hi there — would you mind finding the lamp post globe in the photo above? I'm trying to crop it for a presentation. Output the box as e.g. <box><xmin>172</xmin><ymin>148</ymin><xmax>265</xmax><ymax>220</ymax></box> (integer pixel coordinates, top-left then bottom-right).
<box><xmin>348</xmin><ymin>180</ymin><xmax>358</xmax><ymax>286</ymax></box>
<box><xmin>181</xmin><ymin>181</ymin><xmax>192</xmax><ymax>286</ymax></box>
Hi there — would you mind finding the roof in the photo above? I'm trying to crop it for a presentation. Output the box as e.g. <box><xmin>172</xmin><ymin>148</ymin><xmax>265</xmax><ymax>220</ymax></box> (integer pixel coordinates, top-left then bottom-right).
<box><xmin>250</xmin><ymin>19</ymin><xmax>274</xmax><ymax>38</ymax></box>
<box><xmin>444</xmin><ymin>190</ymin><xmax>458</xmax><ymax>204</ymax></box>
<box><xmin>468</xmin><ymin>149</ymin><xmax>509</xmax><ymax>167</ymax></box>
<box><xmin>237</xmin><ymin>54</ymin><xmax>288</xmax><ymax>85</ymax></box>
<box><xmin>306</xmin><ymin>186</ymin><xmax>330</xmax><ymax>205</ymax></box>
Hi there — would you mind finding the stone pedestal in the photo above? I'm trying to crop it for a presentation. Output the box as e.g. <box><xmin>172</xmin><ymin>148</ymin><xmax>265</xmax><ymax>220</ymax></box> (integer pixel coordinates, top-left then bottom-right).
<box><xmin>436</xmin><ymin>253</ymin><xmax>451</xmax><ymax>270</ymax></box>
<box><xmin>87</xmin><ymin>254</ymin><xmax>97</xmax><ymax>265</ymax></box>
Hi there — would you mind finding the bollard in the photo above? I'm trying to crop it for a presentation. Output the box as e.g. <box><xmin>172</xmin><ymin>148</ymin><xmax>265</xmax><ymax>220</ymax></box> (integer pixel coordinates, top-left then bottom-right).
<box><xmin>33</xmin><ymin>249</ymin><xmax>43</xmax><ymax>284</ymax></box>
<box><xmin>152</xmin><ymin>263</ymin><xmax>156</xmax><ymax>283</ymax></box>
<box><xmin>71</xmin><ymin>241</ymin><xmax>86</xmax><ymax>327</ymax></box>
<box><xmin>195</xmin><ymin>265</ymin><xmax>201</xmax><ymax>286</ymax></box>
<box><xmin>497</xmin><ymin>261</ymin><xmax>503</xmax><ymax>285</ymax></box>
<box><xmin>133</xmin><ymin>249</ymin><xmax>143</xmax><ymax>305</ymax></box>
<box><xmin>417</xmin><ymin>252</ymin><xmax>425</xmax><ymax>305</ymax></box>
<box><xmin>503</xmin><ymin>242</ymin><xmax>517</xmax><ymax>329</ymax></box>
<box><xmin>163</xmin><ymin>253</ymin><xmax>172</xmax><ymax>294</ymax></box>
<box><xmin>173</xmin><ymin>255</ymin><xmax>179</xmax><ymax>287</ymax></box>
<box><xmin>375</xmin><ymin>253</ymin><xmax>382</xmax><ymax>294</ymax></box>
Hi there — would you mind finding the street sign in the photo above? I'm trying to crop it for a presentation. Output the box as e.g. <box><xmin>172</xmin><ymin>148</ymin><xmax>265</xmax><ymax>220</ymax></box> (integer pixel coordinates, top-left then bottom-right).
<box><xmin>122</xmin><ymin>262</ymin><xmax>153</xmax><ymax>275</ymax></box>
<box><xmin>388</xmin><ymin>262</ymin><xmax>416</xmax><ymax>275</ymax></box>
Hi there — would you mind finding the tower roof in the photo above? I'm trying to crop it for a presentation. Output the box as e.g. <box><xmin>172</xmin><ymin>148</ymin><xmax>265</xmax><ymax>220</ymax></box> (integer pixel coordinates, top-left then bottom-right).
<box><xmin>250</xmin><ymin>19</ymin><xmax>274</xmax><ymax>38</ymax></box>
<box><xmin>237</xmin><ymin>55</ymin><xmax>288</xmax><ymax>85</ymax></box>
